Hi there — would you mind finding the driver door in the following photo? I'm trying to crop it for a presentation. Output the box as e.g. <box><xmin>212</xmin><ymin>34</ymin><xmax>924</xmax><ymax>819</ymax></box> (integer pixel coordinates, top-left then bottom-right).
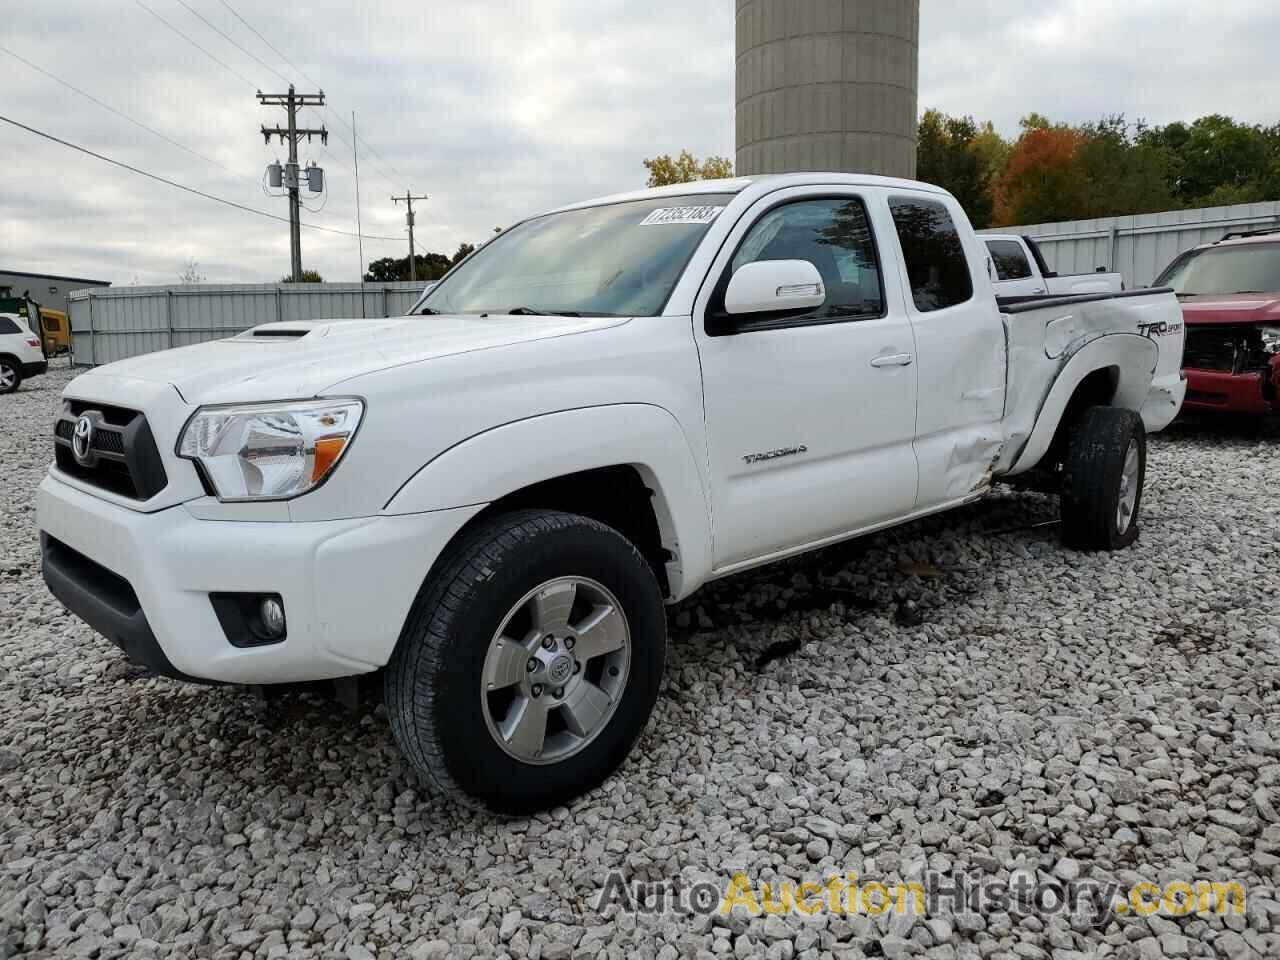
<box><xmin>693</xmin><ymin>187</ymin><xmax>919</xmax><ymax>570</ymax></box>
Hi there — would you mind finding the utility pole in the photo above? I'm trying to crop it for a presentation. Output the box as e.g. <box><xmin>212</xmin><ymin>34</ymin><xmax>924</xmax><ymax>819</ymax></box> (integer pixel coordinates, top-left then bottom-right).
<box><xmin>259</xmin><ymin>85</ymin><xmax>326</xmax><ymax>281</ymax></box>
<box><xmin>392</xmin><ymin>192</ymin><xmax>429</xmax><ymax>282</ymax></box>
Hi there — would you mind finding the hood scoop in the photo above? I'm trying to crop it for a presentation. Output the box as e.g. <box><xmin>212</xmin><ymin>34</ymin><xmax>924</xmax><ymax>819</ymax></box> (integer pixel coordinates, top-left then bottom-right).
<box><xmin>235</xmin><ymin>321</ymin><xmax>326</xmax><ymax>341</ymax></box>
<box><xmin>252</xmin><ymin>327</ymin><xmax>311</xmax><ymax>338</ymax></box>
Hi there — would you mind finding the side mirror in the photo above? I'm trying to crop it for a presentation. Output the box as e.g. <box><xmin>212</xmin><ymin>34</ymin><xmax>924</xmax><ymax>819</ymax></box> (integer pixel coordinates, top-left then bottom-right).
<box><xmin>724</xmin><ymin>259</ymin><xmax>826</xmax><ymax>315</ymax></box>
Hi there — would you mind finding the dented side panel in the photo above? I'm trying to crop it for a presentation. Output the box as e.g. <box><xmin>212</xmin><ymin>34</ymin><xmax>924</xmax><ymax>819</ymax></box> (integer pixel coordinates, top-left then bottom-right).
<box><xmin>996</xmin><ymin>290</ymin><xmax>1184</xmax><ymax>475</ymax></box>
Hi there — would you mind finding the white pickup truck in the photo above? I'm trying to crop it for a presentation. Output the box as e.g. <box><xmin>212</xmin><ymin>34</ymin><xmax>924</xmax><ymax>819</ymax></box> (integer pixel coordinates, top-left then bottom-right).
<box><xmin>984</xmin><ymin>233</ymin><xmax>1125</xmax><ymax>298</ymax></box>
<box><xmin>38</xmin><ymin>174</ymin><xmax>1185</xmax><ymax>812</ymax></box>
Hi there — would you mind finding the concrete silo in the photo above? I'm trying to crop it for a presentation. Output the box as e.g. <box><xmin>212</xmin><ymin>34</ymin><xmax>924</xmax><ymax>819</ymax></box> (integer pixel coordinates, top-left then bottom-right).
<box><xmin>735</xmin><ymin>0</ymin><xmax>920</xmax><ymax>178</ymax></box>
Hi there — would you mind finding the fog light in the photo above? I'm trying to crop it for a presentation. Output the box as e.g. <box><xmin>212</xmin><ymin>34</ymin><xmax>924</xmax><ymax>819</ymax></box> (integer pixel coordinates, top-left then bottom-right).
<box><xmin>259</xmin><ymin>597</ymin><xmax>286</xmax><ymax>638</ymax></box>
<box><xmin>210</xmin><ymin>592</ymin><xmax>287</xmax><ymax>647</ymax></box>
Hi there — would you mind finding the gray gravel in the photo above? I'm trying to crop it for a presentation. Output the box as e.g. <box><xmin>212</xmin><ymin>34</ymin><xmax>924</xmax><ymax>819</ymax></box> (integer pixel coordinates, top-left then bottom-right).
<box><xmin>3</xmin><ymin>364</ymin><xmax>1280</xmax><ymax>960</ymax></box>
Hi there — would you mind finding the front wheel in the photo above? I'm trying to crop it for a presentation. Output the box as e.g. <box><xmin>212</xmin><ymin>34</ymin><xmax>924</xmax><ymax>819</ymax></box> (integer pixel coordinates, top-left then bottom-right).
<box><xmin>1060</xmin><ymin>406</ymin><xmax>1147</xmax><ymax>551</ymax></box>
<box><xmin>0</xmin><ymin>359</ymin><xmax>20</xmax><ymax>395</ymax></box>
<box><xmin>385</xmin><ymin>510</ymin><xmax>667</xmax><ymax>813</ymax></box>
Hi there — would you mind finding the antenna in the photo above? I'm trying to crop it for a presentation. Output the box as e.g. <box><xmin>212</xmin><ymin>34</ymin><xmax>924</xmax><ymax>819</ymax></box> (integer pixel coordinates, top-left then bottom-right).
<box><xmin>352</xmin><ymin>111</ymin><xmax>366</xmax><ymax>316</ymax></box>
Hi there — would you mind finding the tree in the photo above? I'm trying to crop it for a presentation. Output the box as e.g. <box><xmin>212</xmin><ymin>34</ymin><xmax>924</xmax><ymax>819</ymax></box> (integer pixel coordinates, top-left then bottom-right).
<box><xmin>452</xmin><ymin>242</ymin><xmax>476</xmax><ymax>265</ymax></box>
<box><xmin>643</xmin><ymin>150</ymin><xmax>734</xmax><ymax>187</ymax></box>
<box><xmin>1073</xmin><ymin>116</ymin><xmax>1175</xmax><ymax>219</ymax></box>
<box><xmin>993</xmin><ymin>126</ymin><xmax>1087</xmax><ymax>226</ymax></box>
<box><xmin>916</xmin><ymin>110</ymin><xmax>999</xmax><ymax>228</ymax></box>
<box><xmin>971</xmin><ymin>121</ymin><xmax>1012</xmax><ymax>187</ymax></box>
<box><xmin>178</xmin><ymin>259</ymin><xmax>204</xmax><ymax>284</ymax></box>
<box><xmin>365</xmin><ymin>253</ymin><xmax>453</xmax><ymax>282</ymax></box>
<box><xmin>281</xmin><ymin>270</ymin><xmax>324</xmax><ymax>283</ymax></box>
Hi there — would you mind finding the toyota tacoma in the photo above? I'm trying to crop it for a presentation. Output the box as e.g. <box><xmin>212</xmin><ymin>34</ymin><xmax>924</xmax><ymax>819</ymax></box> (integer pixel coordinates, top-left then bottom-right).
<box><xmin>38</xmin><ymin>174</ymin><xmax>1185</xmax><ymax>812</ymax></box>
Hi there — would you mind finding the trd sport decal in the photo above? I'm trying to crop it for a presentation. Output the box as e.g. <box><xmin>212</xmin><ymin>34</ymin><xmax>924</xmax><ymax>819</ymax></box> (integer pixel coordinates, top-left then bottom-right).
<box><xmin>1138</xmin><ymin>320</ymin><xmax>1183</xmax><ymax>338</ymax></box>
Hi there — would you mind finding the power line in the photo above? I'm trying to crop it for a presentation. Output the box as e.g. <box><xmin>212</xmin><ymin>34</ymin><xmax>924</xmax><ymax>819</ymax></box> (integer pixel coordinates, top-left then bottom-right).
<box><xmin>132</xmin><ymin>2</ymin><xmax>359</xmax><ymax>222</ymax></box>
<box><xmin>0</xmin><ymin>113</ymin><xmax>401</xmax><ymax>242</ymax></box>
<box><xmin>172</xmin><ymin>0</ymin><xmax>294</xmax><ymax>89</ymax></box>
<box><xmin>143</xmin><ymin>0</ymin><xmax>410</xmax><ymax>243</ymax></box>
<box><xmin>0</xmin><ymin>42</ymin><xmax>242</xmax><ymax>178</ymax></box>
<box><xmin>135</xmin><ymin>0</ymin><xmax>257</xmax><ymax>90</ymax></box>
<box><xmin>216</xmin><ymin>0</ymin><xmax>322</xmax><ymax>89</ymax></box>
<box><xmin>208</xmin><ymin>0</ymin><xmax>411</xmax><ymax>190</ymax></box>
<box><xmin>311</xmin><ymin>111</ymin><xmax>402</xmax><ymax>194</ymax></box>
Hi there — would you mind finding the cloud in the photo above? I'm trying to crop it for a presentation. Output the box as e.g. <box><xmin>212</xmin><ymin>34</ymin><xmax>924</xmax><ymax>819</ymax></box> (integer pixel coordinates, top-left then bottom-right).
<box><xmin>1</xmin><ymin>1</ymin><xmax>1276</xmax><ymax>286</ymax></box>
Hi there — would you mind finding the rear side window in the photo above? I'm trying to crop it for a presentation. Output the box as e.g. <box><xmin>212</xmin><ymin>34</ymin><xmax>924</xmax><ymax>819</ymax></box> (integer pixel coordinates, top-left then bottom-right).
<box><xmin>986</xmin><ymin>239</ymin><xmax>1033</xmax><ymax>280</ymax></box>
<box><xmin>0</xmin><ymin>317</ymin><xmax>20</xmax><ymax>334</ymax></box>
<box><xmin>889</xmin><ymin>198</ymin><xmax>974</xmax><ymax>312</ymax></box>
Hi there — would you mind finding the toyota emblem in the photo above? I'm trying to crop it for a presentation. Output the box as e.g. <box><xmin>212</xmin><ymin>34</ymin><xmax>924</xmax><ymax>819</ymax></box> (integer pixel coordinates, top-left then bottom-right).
<box><xmin>72</xmin><ymin>414</ymin><xmax>96</xmax><ymax>465</ymax></box>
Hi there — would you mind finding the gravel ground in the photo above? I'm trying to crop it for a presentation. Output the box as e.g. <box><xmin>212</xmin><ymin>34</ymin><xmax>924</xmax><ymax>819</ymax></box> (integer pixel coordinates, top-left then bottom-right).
<box><xmin>2</xmin><ymin>363</ymin><xmax>1280</xmax><ymax>960</ymax></box>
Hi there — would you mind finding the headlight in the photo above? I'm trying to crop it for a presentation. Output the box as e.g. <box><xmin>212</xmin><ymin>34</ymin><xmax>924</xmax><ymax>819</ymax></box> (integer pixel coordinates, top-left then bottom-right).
<box><xmin>178</xmin><ymin>399</ymin><xmax>363</xmax><ymax>501</ymax></box>
<box><xmin>1262</xmin><ymin>326</ymin><xmax>1280</xmax><ymax>355</ymax></box>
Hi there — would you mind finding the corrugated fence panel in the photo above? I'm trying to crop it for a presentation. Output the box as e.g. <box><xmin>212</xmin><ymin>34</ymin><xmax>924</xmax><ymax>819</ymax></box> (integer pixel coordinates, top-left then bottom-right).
<box><xmin>68</xmin><ymin>282</ymin><xmax>427</xmax><ymax>366</ymax></box>
<box><xmin>981</xmin><ymin>200</ymin><xmax>1280</xmax><ymax>289</ymax></box>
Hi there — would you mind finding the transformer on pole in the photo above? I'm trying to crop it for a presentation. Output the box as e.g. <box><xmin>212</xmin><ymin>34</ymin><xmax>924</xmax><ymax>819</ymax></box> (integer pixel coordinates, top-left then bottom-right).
<box><xmin>258</xmin><ymin>85</ymin><xmax>327</xmax><ymax>281</ymax></box>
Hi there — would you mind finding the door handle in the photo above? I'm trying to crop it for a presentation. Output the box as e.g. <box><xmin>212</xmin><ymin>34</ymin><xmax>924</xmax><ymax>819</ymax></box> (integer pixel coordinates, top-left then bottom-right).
<box><xmin>870</xmin><ymin>353</ymin><xmax>913</xmax><ymax>368</ymax></box>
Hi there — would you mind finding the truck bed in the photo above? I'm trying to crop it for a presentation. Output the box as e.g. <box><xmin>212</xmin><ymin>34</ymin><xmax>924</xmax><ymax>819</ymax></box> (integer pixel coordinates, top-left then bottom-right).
<box><xmin>996</xmin><ymin>287</ymin><xmax>1185</xmax><ymax>474</ymax></box>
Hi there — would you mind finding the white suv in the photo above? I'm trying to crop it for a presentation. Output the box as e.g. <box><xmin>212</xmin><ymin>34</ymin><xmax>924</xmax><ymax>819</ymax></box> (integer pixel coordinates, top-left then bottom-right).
<box><xmin>0</xmin><ymin>313</ymin><xmax>47</xmax><ymax>394</ymax></box>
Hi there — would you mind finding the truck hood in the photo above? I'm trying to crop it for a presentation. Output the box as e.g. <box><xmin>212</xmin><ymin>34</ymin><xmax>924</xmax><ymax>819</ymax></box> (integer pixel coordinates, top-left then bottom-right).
<box><xmin>75</xmin><ymin>314</ymin><xmax>629</xmax><ymax>405</ymax></box>
<box><xmin>1179</xmin><ymin>293</ymin><xmax>1280</xmax><ymax>327</ymax></box>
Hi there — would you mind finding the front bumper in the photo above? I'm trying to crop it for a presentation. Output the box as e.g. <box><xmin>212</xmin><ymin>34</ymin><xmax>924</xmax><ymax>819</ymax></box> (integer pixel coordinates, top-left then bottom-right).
<box><xmin>37</xmin><ymin>474</ymin><xmax>482</xmax><ymax>684</ymax></box>
<box><xmin>1183</xmin><ymin>368</ymin><xmax>1276</xmax><ymax>414</ymax></box>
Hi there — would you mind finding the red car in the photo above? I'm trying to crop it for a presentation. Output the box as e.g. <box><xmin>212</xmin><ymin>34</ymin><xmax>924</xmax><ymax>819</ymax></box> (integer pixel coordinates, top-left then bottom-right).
<box><xmin>1156</xmin><ymin>231</ymin><xmax>1280</xmax><ymax>414</ymax></box>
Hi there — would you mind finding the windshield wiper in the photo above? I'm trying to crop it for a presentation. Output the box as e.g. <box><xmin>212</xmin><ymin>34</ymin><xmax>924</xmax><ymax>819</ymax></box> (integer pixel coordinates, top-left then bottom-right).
<box><xmin>505</xmin><ymin>306</ymin><xmax>582</xmax><ymax>317</ymax></box>
<box><xmin>417</xmin><ymin>307</ymin><xmax>443</xmax><ymax>315</ymax></box>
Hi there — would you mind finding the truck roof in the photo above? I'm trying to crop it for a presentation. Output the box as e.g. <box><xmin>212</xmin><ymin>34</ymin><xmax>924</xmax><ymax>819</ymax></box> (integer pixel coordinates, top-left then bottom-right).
<box><xmin>549</xmin><ymin>172</ymin><xmax>953</xmax><ymax>216</ymax></box>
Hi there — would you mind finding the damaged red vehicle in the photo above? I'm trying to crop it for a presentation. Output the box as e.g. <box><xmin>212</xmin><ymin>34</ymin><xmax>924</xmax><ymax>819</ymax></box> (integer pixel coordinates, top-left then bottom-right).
<box><xmin>1156</xmin><ymin>232</ymin><xmax>1280</xmax><ymax>414</ymax></box>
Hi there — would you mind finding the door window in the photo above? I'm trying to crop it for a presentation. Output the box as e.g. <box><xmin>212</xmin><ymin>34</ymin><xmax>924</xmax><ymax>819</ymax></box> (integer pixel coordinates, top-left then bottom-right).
<box><xmin>889</xmin><ymin>198</ymin><xmax>974</xmax><ymax>312</ymax></box>
<box><xmin>986</xmin><ymin>239</ymin><xmax>1033</xmax><ymax>281</ymax></box>
<box><xmin>721</xmin><ymin>197</ymin><xmax>885</xmax><ymax>327</ymax></box>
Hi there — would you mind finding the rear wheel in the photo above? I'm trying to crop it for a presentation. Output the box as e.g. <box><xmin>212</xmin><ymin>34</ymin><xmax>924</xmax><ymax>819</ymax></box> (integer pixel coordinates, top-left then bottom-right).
<box><xmin>0</xmin><ymin>359</ymin><xmax>20</xmax><ymax>395</ymax></box>
<box><xmin>1060</xmin><ymin>406</ymin><xmax>1147</xmax><ymax>551</ymax></box>
<box><xmin>385</xmin><ymin>510</ymin><xmax>667</xmax><ymax>813</ymax></box>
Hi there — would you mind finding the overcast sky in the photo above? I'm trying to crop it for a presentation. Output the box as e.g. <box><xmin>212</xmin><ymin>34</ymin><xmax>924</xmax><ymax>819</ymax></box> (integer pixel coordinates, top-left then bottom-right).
<box><xmin>3</xmin><ymin>0</ymin><xmax>1279</xmax><ymax>286</ymax></box>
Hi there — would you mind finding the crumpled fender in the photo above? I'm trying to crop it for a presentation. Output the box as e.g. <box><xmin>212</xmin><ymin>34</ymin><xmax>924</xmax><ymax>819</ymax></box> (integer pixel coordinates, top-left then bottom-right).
<box><xmin>1006</xmin><ymin>334</ymin><xmax>1157</xmax><ymax>476</ymax></box>
<box><xmin>382</xmin><ymin>403</ymin><xmax>712</xmax><ymax>599</ymax></box>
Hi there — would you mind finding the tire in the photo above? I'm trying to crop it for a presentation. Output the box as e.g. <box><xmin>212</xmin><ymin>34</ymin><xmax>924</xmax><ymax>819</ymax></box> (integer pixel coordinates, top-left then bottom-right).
<box><xmin>385</xmin><ymin>509</ymin><xmax>667</xmax><ymax>814</ymax></box>
<box><xmin>0</xmin><ymin>359</ymin><xmax>20</xmax><ymax>395</ymax></box>
<box><xmin>1060</xmin><ymin>406</ymin><xmax>1147</xmax><ymax>551</ymax></box>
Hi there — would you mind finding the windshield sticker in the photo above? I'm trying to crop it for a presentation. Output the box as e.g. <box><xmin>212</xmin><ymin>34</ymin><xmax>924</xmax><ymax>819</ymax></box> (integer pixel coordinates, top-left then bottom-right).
<box><xmin>639</xmin><ymin>206</ymin><xmax>723</xmax><ymax>227</ymax></box>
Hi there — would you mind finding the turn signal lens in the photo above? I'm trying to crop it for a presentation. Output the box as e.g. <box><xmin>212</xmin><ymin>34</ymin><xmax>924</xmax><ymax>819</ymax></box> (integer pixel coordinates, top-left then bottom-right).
<box><xmin>311</xmin><ymin>435</ymin><xmax>348</xmax><ymax>484</ymax></box>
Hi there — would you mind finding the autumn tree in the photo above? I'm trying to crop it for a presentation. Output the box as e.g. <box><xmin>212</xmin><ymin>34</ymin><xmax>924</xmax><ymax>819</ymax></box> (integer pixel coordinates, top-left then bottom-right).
<box><xmin>993</xmin><ymin>122</ymin><xmax>1086</xmax><ymax>226</ymax></box>
<box><xmin>643</xmin><ymin>150</ymin><xmax>734</xmax><ymax>187</ymax></box>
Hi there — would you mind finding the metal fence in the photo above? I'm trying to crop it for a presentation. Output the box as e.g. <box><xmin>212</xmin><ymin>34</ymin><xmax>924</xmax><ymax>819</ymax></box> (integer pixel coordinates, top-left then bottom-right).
<box><xmin>67</xmin><ymin>281</ymin><xmax>429</xmax><ymax>367</ymax></box>
<box><xmin>980</xmin><ymin>200</ymin><xmax>1280</xmax><ymax>289</ymax></box>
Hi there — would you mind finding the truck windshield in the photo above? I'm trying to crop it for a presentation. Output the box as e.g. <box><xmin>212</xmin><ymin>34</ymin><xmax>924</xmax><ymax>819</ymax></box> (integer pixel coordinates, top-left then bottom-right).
<box><xmin>1160</xmin><ymin>243</ymin><xmax>1280</xmax><ymax>295</ymax></box>
<box><xmin>418</xmin><ymin>194</ymin><xmax>733</xmax><ymax>317</ymax></box>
